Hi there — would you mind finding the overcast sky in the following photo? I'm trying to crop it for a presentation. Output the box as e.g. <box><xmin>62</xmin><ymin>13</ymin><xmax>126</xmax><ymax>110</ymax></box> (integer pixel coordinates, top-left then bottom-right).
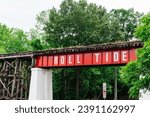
<box><xmin>0</xmin><ymin>0</ymin><xmax>149</xmax><ymax>32</ymax></box>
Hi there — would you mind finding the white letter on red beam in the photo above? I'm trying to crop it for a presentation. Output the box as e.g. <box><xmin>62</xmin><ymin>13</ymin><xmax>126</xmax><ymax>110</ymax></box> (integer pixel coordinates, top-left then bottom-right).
<box><xmin>93</xmin><ymin>52</ymin><xmax>102</xmax><ymax>64</ymax></box>
<box><xmin>106</xmin><ymin>52</ymin><xmax>108</xmax><ymax>62</ymax></box>
<box><xmin>114</xmin><ymin>52</ymin><xmax>119</xmax><ymax>62</ymax></box>
<box><xmin>54</xmin><ymin>56</ymin><xmax>58</xmax><ymax>65</ymax></box>
<box><xmin>95</xmin><ymin>53</ymin><xmax>100</xmax><ymax>62</ymax></box>
<box><xmin>122</xmin><ymin>51</ymin><xmax>127</xmax><ymax>62</ymax></box>
<box><xmin>75</xmin><ymin>54</ymin><xmax>83</xmax><ymax>65</ymax></box>
<box><xmin>77</xmin><ymin>55</ymin><xmax>81</xmax><ymax>63</ymax></box>
<box><xmin>68</xmin><ymin>55</ymin><xmax>72</xmax><ymax>64</ymax></box>
<box><xmin>67</xmin><ymin>55</ymin><xmax>74</xmax><ymax>66</ymax></box>
<box><xmin>60</xmin><ymin>56</ymin><xmax>65</xmax><ymax>64</ymax></box>
<box><xmin>102</xmin><ymin>52</ymin><xmax>112</xmax><ymax>64</ymax></box>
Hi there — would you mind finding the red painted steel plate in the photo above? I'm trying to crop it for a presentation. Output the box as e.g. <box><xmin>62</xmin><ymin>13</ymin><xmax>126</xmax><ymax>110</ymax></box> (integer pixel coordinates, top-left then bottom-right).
<box><xmin>93</xmin><ymin>52</ymin><xmax>102</xmax><ymax>65</ymax></box>
<box><xmin>67</xmin><ymin>54</ymin><xmax>75</xmax><ymax>66</ymax></box>
<box><xmin>121</xmin><ymin>50</ymin><xmax>129</xmax><ymax>63</ymax></box>
<box><xmin>35</xmin><ymin>49</ymin><xmax>138</xmax><ymax>68</ymax></box>
<box><xmin>113</xmin><ymin>51</ymin><xmax>121</xmax><ymax>64</ymax></box>
<box><xmin>48</xmin><ymin>56</ymin><xmax>53</xmax><ymax>66</ymax></box>
<box><xmin>53</xmin><ymin>55</ymin><xmax>59</xmax><ymax>66</ymax></box>
<box><xmin>129</xmin><ymin>49</ymin><xmax>137</xmax><ymax>61</ymax></box>
<box><xmin>59</xmin><ymin>55</ymin><xmax>67</xmax><ymax>66</ymax></box>
<box><xmin>102</xmin><ymin>51</ymin><xmax>112</xmax><ymax>64</ymax></box>
<box><xmin>75</xmin><ymin>54</ymin><xmax>83</xmax><ymax>65</ymax></box>
<box><xmin>36</xmin><ymin>56</ymin><xmax>43</xmax><ymax>67</ymax></box>
<box><xmin>84</xmin><ymin>53</ymin><xmax>92</xmax><ymax>65</ymax></box>
<box><xmin>42</xmin><ymin>56</ymin><xmax>48</xmax><ymax>66</ymax></box>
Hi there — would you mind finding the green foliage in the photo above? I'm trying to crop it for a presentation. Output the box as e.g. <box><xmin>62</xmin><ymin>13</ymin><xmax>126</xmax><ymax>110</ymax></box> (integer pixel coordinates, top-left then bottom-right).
<box><xmin>121</xmin><ymin>61</ymin><xmax>140</xmax><ymax>99</ymax></box>
<box><xmin>0</xmin><ymin>23</ymin><xmax>31</xmax><ymax>53</ymax></box>
<box><xmin>6</xmin><ymin>28</ymin><xmax>31</xmax><ymax>52</ymax></box>
<box><xmin>134</xmin><ymin>13</ymin><xmax>150</xmax><ymax>41</ymax></box>
<box><xmin>110</xmin><ymin>8</ymin><xmax>143</xmax><ymax>41</ymax></box>
<box><xmin>121</xmin><ymin>13</ymin><xmax>150</xmax><ymax>99</ymax></box>
<box><xmin>121</xmin><ymin>41</ymin><xmax>150</xmax><ymax>99</ymax></box>
<box><xmin>53</xmin><ymin>67</ymin><xmax>115</xmax><ymax>100</ymax></box>
<box><xmin>32</xmin><ymin>0</ymin><xmax>125</xmax><ymax>49</ymax></box>
<box><xmin>0</xmin><ymin>24</ymin><xmax>11</xmax><ymax>53</ymax></box>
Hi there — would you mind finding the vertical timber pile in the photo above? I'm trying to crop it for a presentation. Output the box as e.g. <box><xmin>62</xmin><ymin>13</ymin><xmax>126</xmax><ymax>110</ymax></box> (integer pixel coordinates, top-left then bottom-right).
<box><xmin>76</xmin><ymin>68</ymin><xmax>80</xmax><ymax>100</ymax></box>
<box><xmin>114</xmin><ymin>67</ymin><xmax>118</xmax><ymax>100</ymax></box>
<box><xmin>0</xmin><ymin>58</ymin><xmax>31</xmax><ymax>100</ymax></box>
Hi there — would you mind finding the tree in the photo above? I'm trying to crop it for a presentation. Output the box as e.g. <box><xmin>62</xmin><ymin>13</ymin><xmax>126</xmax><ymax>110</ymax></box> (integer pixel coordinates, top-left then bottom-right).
<box><xmin>0</xmin><ymin>23</ymin><xmax>31</xmax><ymax>53</ymax></box>
<box><xmin>110</xmin><ymin>8</ymin><xmax>143</xmax><ymax>41</ymax></box>
<box><xmin>6</xmin><ymin>28</ymin><xmax>31</xmax><ymax>53</ymax></box>
<box><xmin>134</xmin><ymin>13</ymin><xmax>150</xmax><ymax>41</ymax></box>
<box><xmin>29</xmin><ymin>28</ymin><xmax>43</xmax><ymax>50</ymax></box>
<box><xmin>32</xmin><ymin>0</ymin><xmax>124</xmax><ymax>49</ymax></box>
<box><xmin>121</xmin><ymin>13</ymin><xmax>150</xmax><ymax>99</ymax></box>
<box><xmin>0</xmin><ymin>23</ymin><xmax>11</xmax><ymax>53</ymax></box>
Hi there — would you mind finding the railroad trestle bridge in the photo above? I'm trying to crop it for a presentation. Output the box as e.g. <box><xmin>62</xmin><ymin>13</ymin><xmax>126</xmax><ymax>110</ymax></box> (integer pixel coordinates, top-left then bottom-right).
<box><xmin>0</xmin><ymin>41</ymin><xmax>143</xmax><ymax>100</ymax></box>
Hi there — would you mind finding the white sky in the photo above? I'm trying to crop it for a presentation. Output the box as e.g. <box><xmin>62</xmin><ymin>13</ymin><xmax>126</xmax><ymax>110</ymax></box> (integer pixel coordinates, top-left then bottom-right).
<box><xmin>0</xmin><ymin>0</ymin><xmax>149</xmax><ymax>32</ymax></box>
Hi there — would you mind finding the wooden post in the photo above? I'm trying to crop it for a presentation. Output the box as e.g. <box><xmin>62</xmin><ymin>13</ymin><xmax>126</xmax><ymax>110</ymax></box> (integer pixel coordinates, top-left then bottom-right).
<box><xmin>0</xmin><ymin>59</ymin><xmax>31</xmax><ymax>100</ymax></box>
<box><xmin>76</xmin><ymin>68</ymin><xmax>80</xmax><ymax>100</ymax></box>
<box><xmin>114</xmin><ymin>67</ymin><xmax>117</xmax><ymax>100</ymax></box>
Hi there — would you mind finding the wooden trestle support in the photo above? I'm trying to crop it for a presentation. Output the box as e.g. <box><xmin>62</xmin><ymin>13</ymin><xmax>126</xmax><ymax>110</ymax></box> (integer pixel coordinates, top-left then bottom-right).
<box><xmin>0</xmin><ymin>59</ymin><xmax>31</xmax><ymax>100</ymax></box>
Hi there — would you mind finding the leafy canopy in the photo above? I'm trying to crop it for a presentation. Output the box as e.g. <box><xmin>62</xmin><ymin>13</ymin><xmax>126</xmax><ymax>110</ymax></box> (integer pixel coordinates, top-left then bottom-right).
<box><xmin>0</xmin><ymin>23</ymin><xmax>30</xmax><ymax>53</ymax></box>
<box><xmin>32</xmin><ymin>0</ymin><xmax>124</xmax><ymax>49</ymax></box>
<box><xmin>110</xmin><ymin>8</ymin><xmax>143</xmax><ymax>41</ymax></box>
<box><xmin>121</xmin><ymin>13</ymin><xmax>150</xmax><ymax>99</ymax></box>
